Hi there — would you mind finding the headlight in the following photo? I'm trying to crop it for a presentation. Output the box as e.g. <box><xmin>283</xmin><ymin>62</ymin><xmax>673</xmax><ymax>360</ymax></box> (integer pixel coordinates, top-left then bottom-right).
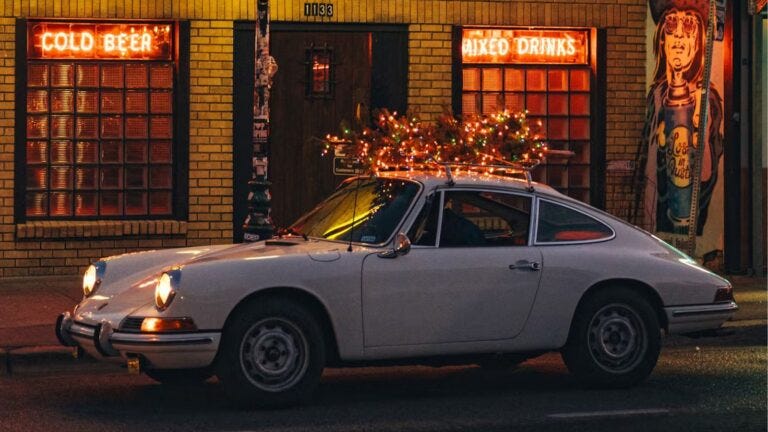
<box><xmin>155</xmin><ymin>270</ymin><xmax>180</xmax><ymax>311</ymax></box>
<box><xmin>82</xmin><ymin>262</ymin><xmax>106</xmax><ymax>297</ymax></box>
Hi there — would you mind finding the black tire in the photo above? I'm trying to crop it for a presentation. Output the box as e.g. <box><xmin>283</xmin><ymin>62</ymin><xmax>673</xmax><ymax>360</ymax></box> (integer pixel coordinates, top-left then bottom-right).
<box><xmin>561</xmin><ymin>287</ymin><xmax>661</xmax><ymax>388</ymax></box>
<box><xmin>144</xmin><ymin>367</ymin><xmax>213</xmax><ymax>385</ymax></box>
<box><xmin>216</xmin><ymin>298</ymin><xmax>326</xmax><ymax>408</ymax></box>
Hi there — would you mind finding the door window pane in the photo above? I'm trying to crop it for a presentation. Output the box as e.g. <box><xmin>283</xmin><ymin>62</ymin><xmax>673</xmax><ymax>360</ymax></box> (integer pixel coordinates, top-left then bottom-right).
<box><xmin>440</xmin><ymin>191</ymin><xmax>531</xmax><ymax>247</ymax></box>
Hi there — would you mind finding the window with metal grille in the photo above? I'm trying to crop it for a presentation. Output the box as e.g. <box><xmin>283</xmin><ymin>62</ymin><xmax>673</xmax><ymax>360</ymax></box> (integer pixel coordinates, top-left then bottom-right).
<box><xmin>461</xmin><ymin>65</ymin><xmax>592</xmax><ymax>204</ymax></box>
<box><xmin>24</xmin><ymin>61</ymin><xmax>174</xmax><ymax>218</ymax></box>
<box><xmin>306</xmin><ymin>46</ymin><xmax>334</xmax><ymax>98</ymax></box>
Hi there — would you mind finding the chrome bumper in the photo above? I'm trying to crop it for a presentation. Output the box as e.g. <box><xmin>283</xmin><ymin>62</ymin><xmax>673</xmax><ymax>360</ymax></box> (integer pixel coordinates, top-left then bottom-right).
<box><xmin>664</xmin><ymin>301</ymin><xmax>739</xmax><ymax>334</ymax></box>
<box><xmin>56</xmin><ymin>312</ymin><xmax>221</xmax><ymax>369</ymax></box>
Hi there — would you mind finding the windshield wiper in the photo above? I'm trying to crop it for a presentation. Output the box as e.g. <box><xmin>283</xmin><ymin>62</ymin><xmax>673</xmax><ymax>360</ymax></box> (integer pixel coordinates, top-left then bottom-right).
<box><xmin>277</xmin><ymin>227</ymin><xmax>308</xmax><ymax>241</ymax></box>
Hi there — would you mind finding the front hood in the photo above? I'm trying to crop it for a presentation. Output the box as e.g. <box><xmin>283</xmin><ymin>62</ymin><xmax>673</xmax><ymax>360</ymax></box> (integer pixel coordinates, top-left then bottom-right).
<box><xmin>92</xmin><ymin>237</ymin><xmax>351</xmax><ymax>297</ymax></box>
<box><xmin>75</xmin><ymin>237</ymin><xmax>355</xmax><ymax>324</ymax></box>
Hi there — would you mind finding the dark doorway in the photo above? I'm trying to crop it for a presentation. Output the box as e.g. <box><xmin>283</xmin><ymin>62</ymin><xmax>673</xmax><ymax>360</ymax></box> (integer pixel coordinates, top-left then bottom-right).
<box><xmin>233</xmin><ymin>24</ymin><xmax>407</xmax><ymax>240</ymax></box>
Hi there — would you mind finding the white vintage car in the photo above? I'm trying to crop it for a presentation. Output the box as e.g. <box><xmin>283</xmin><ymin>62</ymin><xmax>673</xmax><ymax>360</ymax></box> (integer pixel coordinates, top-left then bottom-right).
<box><xmin>57</xmin><ymin>169</ymin><xmax>737</xmax><ymax>407</ymax></box>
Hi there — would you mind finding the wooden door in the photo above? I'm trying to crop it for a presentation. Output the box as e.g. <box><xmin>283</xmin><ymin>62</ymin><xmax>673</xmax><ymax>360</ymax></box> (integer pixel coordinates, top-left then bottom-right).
<box><xmin>270</xmin><ymin>31</ymin><xmax>372</xmax><ymax>227</ymax></box>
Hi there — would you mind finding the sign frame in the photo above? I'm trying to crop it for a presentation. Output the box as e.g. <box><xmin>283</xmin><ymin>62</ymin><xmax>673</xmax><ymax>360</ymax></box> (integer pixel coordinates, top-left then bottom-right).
<box><xmin>27</xmin><ymin>20</ymin><xmax>174</xmax><ymax>61</ymax></box>
<box><xmin>461</xmin><ymin>27</ymin><xmax>591</xmax><ymax>65</ymax></box>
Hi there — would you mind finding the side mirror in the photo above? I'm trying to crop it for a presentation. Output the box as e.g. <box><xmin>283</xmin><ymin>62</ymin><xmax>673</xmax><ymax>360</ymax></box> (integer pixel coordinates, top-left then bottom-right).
<box><xmin>378</xmin><ymin>233</ymin><xmax>411</xmax><ymax>259</ymax></box>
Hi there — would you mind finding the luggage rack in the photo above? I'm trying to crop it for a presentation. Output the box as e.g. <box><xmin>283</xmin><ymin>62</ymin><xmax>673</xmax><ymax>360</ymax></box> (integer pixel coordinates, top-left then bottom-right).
<box><xmin>435</xmin><ymin>150</ymin><xmax>575</xmax><ymax>192</ymax></box>
<box><xmin>437</xmin><ymin>160</ymin><xmax>540</xmax><ymax>191</ymax></box>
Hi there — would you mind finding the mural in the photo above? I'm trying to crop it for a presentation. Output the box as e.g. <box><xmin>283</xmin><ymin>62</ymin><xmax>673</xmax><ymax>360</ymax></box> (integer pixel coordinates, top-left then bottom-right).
<box><xmin>640</xmin><ymin>0</ymin><xmax>724</xmax><ymax>256</ymax></box>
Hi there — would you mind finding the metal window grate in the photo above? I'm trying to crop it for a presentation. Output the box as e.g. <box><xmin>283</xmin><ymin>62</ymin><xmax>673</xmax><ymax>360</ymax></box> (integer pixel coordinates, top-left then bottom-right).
<box><xmin>305</xmin><ymin>45</ymin><xmax>334</xmax><ymax>98</ymax></box>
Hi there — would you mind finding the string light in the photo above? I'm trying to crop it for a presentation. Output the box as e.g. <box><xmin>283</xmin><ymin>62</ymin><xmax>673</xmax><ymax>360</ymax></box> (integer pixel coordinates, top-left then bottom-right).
<box><xmin>322</xmin><ymin>109</ymin><xmax>548</xmax><ymax>174</ymax></box>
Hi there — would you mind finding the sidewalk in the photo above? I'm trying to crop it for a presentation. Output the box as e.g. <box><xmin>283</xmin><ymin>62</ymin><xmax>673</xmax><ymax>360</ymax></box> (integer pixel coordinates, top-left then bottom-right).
<box><xmin>0</xmin><ymin>274</ymin><xmax>765</xmax><ymax>375</ymax></box>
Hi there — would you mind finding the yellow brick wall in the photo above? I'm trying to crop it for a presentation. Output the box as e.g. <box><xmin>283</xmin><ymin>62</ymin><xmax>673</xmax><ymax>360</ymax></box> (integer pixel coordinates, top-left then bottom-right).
<box><xmin>0</xmin><ymin>0</ymin><xmax>648</xmax><ymax>276</ymax></box>
<box><xmin>0</xmin><ymin>1</ymin><xmax>258</xmax><ymax>276</ymax></box>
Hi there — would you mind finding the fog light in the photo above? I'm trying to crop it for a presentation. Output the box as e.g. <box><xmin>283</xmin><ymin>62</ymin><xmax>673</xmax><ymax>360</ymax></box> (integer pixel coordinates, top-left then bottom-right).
<box><xmin>714</xmin><ymin>286</ymin><xmax>734</xmax><ymax>302</ymax></box>
<box><xmin>140</xmin><ymin>317</ymin><xmax>197</xmax><ymax>333</ymax></box>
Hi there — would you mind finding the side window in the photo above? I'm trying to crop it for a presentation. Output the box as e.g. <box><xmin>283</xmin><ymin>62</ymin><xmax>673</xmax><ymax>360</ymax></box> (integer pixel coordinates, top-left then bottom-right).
<box><xmin>536</xmin><ymin>200</ymin><xmax>613</xmax><ymax>243</ymax></box>
<box><xmin>439</xmin><ymin>191</ymin><xmax>531</xmax><ymax>247</ymax></box>
<box><xmin>407</xmin><ymin>193</ymin><xmax>441</xmax><ymax>246</ymax></box>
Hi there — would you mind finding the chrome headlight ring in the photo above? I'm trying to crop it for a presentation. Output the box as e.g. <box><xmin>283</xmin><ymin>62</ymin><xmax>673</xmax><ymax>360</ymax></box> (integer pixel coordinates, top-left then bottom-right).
<box><xmin>155</xmin><ymin>268</ymin><xmax>182</xmax><ymax>311</ymax></box>
<box><xmin>83</xmin><ymin>261</ymin><xmax>107</xmax><ymax>298</ymax></box>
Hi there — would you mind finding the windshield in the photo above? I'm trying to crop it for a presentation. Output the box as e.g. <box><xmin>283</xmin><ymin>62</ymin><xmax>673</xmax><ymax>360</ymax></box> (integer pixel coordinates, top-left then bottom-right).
<box><xmin>290</xmin><ymin>177</ymin><xmax>420</xmax><ymax>245</ymax></box>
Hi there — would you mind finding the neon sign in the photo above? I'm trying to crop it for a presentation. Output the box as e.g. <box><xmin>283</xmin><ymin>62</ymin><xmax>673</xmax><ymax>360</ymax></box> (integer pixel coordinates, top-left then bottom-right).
<box><xmin>28</xmin><ymin>22</ymin><xmax>173</xmax><ymax>60</ymax></box>
<box><xmin>462</xmin><ymin>28</ymin><xmax>589</xmax><ymax>65</ymax></box>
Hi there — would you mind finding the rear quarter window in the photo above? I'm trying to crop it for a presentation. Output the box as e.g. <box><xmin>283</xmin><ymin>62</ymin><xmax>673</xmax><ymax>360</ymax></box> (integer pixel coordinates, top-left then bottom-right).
<box><xmin>536</xmin><ymin>200</ymin><xmax>613</xmax><ymax>243</ymax></box>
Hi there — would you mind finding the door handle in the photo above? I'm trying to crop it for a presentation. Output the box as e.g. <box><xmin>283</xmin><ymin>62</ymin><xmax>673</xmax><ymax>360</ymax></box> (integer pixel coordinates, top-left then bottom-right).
<box><xmin>508</xmin><ymin>261</ymin><xmax>541</xmax><ymax>271</ymax></box>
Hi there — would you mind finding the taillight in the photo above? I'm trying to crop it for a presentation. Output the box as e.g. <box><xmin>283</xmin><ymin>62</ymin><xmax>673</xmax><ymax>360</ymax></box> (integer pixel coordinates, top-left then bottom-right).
<box><xmin>714</xmin><ymin>286</ymin><xmax>734</xmax><ymax>302</ymax></box>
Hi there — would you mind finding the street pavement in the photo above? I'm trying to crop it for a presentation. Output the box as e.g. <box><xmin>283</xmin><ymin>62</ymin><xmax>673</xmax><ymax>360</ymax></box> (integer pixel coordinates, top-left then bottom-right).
<box><xmin>0</xmin><ymin>274</ymin><xmax>765</xmax><ymax>375</ymax></box>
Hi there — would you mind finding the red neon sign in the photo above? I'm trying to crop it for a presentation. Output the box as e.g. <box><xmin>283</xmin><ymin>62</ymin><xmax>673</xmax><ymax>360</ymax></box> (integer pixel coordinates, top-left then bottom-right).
<box><xmin>462</xmin><ymin>28</ymin><xmax>589</xmax><ymax>65</ymax></box>
<box><xmin>28</xmin><ymin>22</ymin><xmax>173</xmax><ymax>60</ymax></box>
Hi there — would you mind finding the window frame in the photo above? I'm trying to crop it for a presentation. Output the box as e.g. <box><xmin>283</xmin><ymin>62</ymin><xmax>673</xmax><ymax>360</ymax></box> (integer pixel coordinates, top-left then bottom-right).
<box><xmin>532</xmin><ymin>197</ymin><xmax>616</xmax><ymax>246</ymax></box>
<box><xmin>450</xmin><ymin>26</ymin><xmax>607</xmax><ymax>209</ymax></box>
<box><xmin>14</xmin><ymin>19</ymin><xmax>190</xmax><ymax>223</ymax></box>
<box><xmin>406</xmin><ymin>188</ymin><xmax>536</xmax><ymax>248</ymax></box>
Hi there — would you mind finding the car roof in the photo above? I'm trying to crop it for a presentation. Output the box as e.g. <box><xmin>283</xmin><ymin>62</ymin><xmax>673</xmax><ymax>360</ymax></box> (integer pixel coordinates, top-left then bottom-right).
<box><xmin>374</xmin><ymin>169</ymin><xmax>563</xmax><ymax>198</ymax></box>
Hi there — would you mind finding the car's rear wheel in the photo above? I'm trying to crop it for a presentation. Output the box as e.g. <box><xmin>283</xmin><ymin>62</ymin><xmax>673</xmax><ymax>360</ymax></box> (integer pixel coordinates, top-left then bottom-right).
<box><xmin>562</xmin><ymin>288</ymin><xmax>660</xmax><ymax>388</ymax></box>
<box><xmin>217</xmin><ymin>298</ymin><xmax>325</xmax><ymax>408</ymax></box>
<box><xmin>144</xmin><ymin>367</ymin><xmax>213</xmax><ymax>385</ymax></box>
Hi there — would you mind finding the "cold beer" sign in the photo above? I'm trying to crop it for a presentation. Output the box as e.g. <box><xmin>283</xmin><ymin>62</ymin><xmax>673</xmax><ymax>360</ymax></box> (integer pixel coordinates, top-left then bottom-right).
<box><xmin>28</xmin><ymin>21</ymin><xmax>173</xmax><ymax>60</ymax></box>
<box><xmin>462</xmin><ymin>28</ymin><xmax>589</xmax><ymax>65</ymax></box>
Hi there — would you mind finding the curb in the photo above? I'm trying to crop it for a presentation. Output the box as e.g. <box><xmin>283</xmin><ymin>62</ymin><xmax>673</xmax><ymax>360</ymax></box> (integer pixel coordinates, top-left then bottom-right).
<box><xmin>0</xmin><ymin>345</ymin><xmax>80</xmax><ymax>376</ymax></box>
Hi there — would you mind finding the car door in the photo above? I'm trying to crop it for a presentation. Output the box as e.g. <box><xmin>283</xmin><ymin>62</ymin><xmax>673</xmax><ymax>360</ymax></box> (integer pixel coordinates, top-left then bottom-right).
<box><xmin>361</xmin><ymin>189</ymin><xmax>544</xmax><ymax>348</ymax></box>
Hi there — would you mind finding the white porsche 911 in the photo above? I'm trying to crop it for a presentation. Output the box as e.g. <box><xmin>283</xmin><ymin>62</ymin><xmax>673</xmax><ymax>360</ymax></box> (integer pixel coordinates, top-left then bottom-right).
<box><xmin>56</xmin><ymin>169</ymin><xmax>737</xmax><ymax>407</ymax></box>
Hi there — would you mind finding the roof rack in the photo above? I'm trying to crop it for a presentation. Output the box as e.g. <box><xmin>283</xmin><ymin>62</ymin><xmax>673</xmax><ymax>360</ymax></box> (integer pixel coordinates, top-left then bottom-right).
<box><xmin>438</xmin><ymin>160</ymin><xmax>539</xmax><ymax>191</ymax></box>
<box><xmin>436</xmin><ymin>150</ymin><xmax>575</xmax><ymax>192</ymax></box>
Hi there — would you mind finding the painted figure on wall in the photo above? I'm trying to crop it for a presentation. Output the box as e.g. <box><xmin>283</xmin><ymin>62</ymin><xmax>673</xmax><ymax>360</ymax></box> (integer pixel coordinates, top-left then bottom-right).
<box><xmin>640</xmin><ymin>0</ymin><xmax>724</xmax><ymax>236</ymax></box>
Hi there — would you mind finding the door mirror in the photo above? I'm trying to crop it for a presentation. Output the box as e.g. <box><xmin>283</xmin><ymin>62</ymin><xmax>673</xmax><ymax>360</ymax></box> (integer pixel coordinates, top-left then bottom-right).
<box><xmin>378</xmin><ymin>233</ymin><xmax>411</xmax><ymax>259</ymax></box>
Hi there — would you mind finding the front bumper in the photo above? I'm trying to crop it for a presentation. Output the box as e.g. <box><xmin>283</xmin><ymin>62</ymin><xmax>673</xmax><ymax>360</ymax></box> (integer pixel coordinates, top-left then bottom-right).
<box><xmin>56</xmin><ymin>312</ymin><xmax>221</xmax><ymax>369</ymax></box>
<box><xmin>664</xmin><ymin>301</ymin><xmax>739</xmax><ymax>334</ymax></box>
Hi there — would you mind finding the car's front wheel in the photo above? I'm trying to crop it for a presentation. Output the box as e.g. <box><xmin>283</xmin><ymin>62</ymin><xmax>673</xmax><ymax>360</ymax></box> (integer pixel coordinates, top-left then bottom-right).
<box><xmin>216</xmin><ymin>298</ymin><xmax>326</xmax><ymax>408</ymax></box>
<box><xmin>562</xmin><ymin>288</ymin><xmax>660</xmax><ymax>388</ymax></box>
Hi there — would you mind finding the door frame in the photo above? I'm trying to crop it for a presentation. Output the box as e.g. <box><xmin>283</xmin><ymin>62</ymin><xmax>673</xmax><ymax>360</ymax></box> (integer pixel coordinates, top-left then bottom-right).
<box><xmin>232</xmin><ymin>22</ymin><xmax>408</xmax><ymax>242</ymax></box>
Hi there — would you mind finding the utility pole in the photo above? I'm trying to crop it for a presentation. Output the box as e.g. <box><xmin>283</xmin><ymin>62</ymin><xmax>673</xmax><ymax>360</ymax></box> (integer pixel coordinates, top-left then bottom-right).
<box><xmin>243</xmin><ymin>0</ymin><xmax>277</xmax><ymax>242</ymax></box>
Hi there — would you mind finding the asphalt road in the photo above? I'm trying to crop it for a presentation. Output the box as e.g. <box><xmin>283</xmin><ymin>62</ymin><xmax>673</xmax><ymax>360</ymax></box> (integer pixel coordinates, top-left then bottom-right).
<box><xmin>1</xmin><ymin>322</ymin><xmax>765</xmax><ymax>432</ymax></box>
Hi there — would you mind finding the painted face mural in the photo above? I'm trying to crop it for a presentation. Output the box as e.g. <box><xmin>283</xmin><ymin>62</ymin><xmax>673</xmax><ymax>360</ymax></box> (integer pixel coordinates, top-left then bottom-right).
<box><xmin>638</xmin><ymin>0</ymin><xmax>724</xmax><ymax>256</ymax></box>
<box><xmin>663</xmin><ymin>11</ymin><xmax>699</xmax><ymax>76</ymax></box>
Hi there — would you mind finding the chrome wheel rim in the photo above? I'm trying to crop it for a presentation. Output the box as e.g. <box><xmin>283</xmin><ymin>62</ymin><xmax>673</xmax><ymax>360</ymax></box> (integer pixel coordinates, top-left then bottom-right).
<box><xmin>587</xmin><ymin>304</ymin><xmax>647</xmax><ymax>374</ymax></box>
<box><xmin>240</xmin><ymin>318</ymin><xmax>309</xmax><ymax>392</ymax></box>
